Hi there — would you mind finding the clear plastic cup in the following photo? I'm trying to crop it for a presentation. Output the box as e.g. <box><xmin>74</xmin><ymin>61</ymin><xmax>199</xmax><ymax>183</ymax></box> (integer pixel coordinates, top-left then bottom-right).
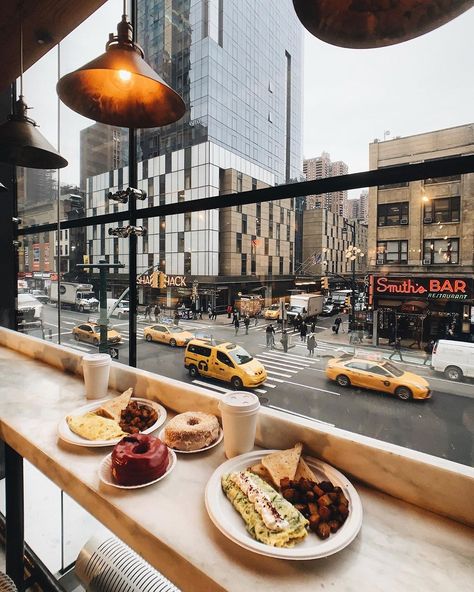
<box><xmin>219</xmin><ymin>391</ymin><xmax>260</xmax><ymax>458</ymax></box>
<box><xmin>82</xmin><ymin>354</ymin><xmax>111</xmax><ymax>399</ymax></box>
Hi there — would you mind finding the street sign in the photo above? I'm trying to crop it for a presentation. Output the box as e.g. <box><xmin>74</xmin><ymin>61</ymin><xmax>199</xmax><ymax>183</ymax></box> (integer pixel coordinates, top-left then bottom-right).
<box><xmin>108</xmin><ymin>347</ymin><xmax>119</xmax><ymax>360</ymax></box>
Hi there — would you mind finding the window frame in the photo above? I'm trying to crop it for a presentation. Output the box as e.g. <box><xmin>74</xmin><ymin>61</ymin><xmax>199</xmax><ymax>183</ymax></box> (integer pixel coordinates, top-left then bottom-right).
<box><xmin>377</xmin><ymin>201</ymin><xmax>409</xmax><ymax>226</ymax></box>
<box><xmin>376</xmin><ymin>240</ymin><xmax>408</xmax><ymax>264</ymax></box>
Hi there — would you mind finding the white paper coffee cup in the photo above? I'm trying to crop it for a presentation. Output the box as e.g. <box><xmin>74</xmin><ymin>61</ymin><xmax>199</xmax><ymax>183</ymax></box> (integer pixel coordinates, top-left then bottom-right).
<box><xmin>219</xmin><ymin>391</ymin><xmax>260</xmax><ymax>458</ymax></box>
<box><xmin>82</xmin><ymin>354</ymin><xmax>111</xmax><ymax>399</ymax></box>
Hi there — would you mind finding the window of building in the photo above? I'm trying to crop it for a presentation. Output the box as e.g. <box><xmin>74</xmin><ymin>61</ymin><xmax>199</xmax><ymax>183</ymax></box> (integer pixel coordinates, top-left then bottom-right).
<box><xmin>242</xmin><ymin>214</ymin><xmax>247</xmax><ymax>234</ymax></box>
<box><xmin>178</xmin><ymin>232</ymin><xmax>185</xmax><ymax>252</ymax></box>
<box><xmin>178</xmin><ymin>191</ymin><xmax>185</xmax><ymax>203</ymax></box>
<box><xmin>251</xmin><ymin>257</ymin><xmax>256</xmax><ymax>274</ymax></box>
<box><xmin>423</xmin><ymin>238</ymin><xmax>459</xmax><ymax>264</ymax></box>
<box><xmin>236</xmin><ymin>233</ymin><xmax>242</xmax><ymax>253</ymax></box>
<box><xmin>241</xmin><ymin>253</ymin><xmax>247</xmax><ymax>275</ymax></box>
<box><xmin>268</xmin><ymin>257</ymin><xmax>273</xmax><ymax>275</ymax></box>
<box><xmin>264</xmin><ymin>237</ymin><xmax>269</xmax><ymax>255</ymax></box>
<box><xmin>424</xmin><ymin>175</ymin><xmax>461</xmax><ymax>185</ymax></box>
<box><xmin>237</xmin><ymin>171</ymin><xmax>243</xmax><ymax>193</ymax></box>
<box><xmin>423</xmin><ymin>196</ymin><xmax>460</xmax><ymax>223</ymax></box>
<box><xmin>376</xmin><ymin>240</ymin><xmax>408</xmax><ymax>264</ymax></box>
<box><xmin>184</xmin><ymin>212</ymin><xmax>191</xmax><ymax>231</ymax></box>
<box><xmin>279</xmin><ymin>257</ymin><xmax>284</xmax><ymax>274</ymax></box>
<box><xmin>184</xmin><ymin>252</ymin><xmax>191</xmax><ymax>274</ymax></box>
<box><xmin>377</xmin><ymin>202</ymin><xmax>409</xmax><ymax>226</ymax></box>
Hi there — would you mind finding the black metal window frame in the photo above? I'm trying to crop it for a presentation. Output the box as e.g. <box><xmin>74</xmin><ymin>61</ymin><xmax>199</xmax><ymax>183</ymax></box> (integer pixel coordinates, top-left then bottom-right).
<box><xmin>377</xmin><ymin>201</ymin><xmax>409</xmax><ymax>226</ymax></box>
<box><xmin>423</xmin><ymin>195</ymin><xmax>460</xmax><ymax>223</ymax></box>
<box><xmin>423</xmin><ymin>237</ymin><xmax>459</xmax><ymax>264</ymax></box>
<box><xmin>376</xmin><ymin>240</ymin><xmax>408</xmax><ymax>264</ymax></box>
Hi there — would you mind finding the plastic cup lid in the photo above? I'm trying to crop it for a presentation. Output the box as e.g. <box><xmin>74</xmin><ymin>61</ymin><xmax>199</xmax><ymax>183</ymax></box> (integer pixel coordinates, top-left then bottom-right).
<box><xmin>82</xmin><ymin>353</ymin><xmax>111</xmax><ymax>365</ymax></box>
<box><xmin>219</xmin><ymin>391</ymin><xmax>260</xmax><ymax>413</ymax></box>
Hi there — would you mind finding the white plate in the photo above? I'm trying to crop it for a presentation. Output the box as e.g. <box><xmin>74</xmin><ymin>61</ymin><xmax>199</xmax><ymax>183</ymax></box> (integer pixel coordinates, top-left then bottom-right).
<box><xmin>58</xmin><ymin>398</ymin><xmax>167</xmax><ymax>447</ymax></box>
<box><xmin>205</xmin><ymin>450</ymin><xmax>363</xmax><ymax>560</ymax></box>
<box><xmin>98</xmin><ymin>448</ymin><xmax>177</xmax><ymax>489</ymax></box>
<box><xmin>158</xmin><ymin>426</ymin><xmax>223</xmax><ymax>454</ymax></box>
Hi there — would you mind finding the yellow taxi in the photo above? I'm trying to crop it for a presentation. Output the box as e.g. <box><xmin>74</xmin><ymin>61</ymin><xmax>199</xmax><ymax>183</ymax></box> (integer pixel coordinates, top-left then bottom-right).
<box><xmin>143</xmin><ymin>323</ymin><xmax>193</xmax><ymax>347</ymax></box>
<box><xmin>184</xmin><ymin>339</ymin><xmax>267</xmax><ymax>389</ymax></box>
<box><xmin>72</xmin><ymin>322</ymin><xmax>122</xmax><ymax>346</ymax></box>
<box><xmin>263</xmin><ymin>303</ymin><xmax>288</xmax><ymax>320</ymax></box>
<box><xmin>325</xmin><ymin>355</ymin><xmax>431</xmax><ymax>401</ymax></box>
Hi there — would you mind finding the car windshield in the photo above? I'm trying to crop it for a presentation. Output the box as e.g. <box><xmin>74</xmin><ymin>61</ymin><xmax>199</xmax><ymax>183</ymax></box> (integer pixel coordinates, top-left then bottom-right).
<box><xmin>228</xmin><ymin>346</ymin><xmax>253</xmax><ymax>365</ymax></box>
<box><xmin>268</xmin><ymin>304</ymin><xmax>279</xmax><ymax>310</ymax></box>
<box><xmin>93</xmin><ymin>326</ymin><xmax>113</xmax><ymax>333</ymax></box>
<box><xmin>289</xmin><ymin>305</ymin><xmax>303</xmax><ymax>313</ymax></box>
<box><xmin>382</xmin><ymin>361</ymin><xmax>404</xmax><ymax>377</ymax></box>
<box><xmin>170</xmin><ymin>329</ymin><xmax>187</xmax><ymax>334</ymax></box>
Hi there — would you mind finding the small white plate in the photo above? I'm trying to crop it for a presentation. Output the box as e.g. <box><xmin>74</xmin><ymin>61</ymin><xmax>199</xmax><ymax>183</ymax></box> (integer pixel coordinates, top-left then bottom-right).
<box><xmin>99</xmin><ymin>448</ymin><xmax>177</xmax><ymax>489</ymax></box>
<box><xmin>205</xmin><ymin>450</ymin><xmax>363</xmax><ymax>560</ymax></box>
<box><xmin>158</xmin><ymin>426</ymin><xmax>223</xmax><ymax>454</ymax></box>
<box><xmin>58</xmin><ymin>398</ymin><xmax>167</xmax><ymax>447</ymax></box>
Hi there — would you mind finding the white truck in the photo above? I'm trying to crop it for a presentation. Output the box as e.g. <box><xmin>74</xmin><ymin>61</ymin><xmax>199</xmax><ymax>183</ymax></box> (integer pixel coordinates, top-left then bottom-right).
<box><xmin>107</xmin><ymin>298</ymin><xmax>130</xmax><ymax>319</ymax></box>
<box><xmin>49</xmin><ymin>282</ymin><xmax>99</xmax><ymax>313</ymax></box>
<box><xmin>286</xmin><ymin>293</ymin><xmax>324</xmax><ymax>324</ymax></box>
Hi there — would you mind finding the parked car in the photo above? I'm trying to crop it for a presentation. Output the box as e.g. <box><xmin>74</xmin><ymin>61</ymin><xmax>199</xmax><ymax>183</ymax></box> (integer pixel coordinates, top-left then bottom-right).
<box><xmin>143</xmin><ymin>324</ymin><xmax>193</xmax><ymax>347</ymax></box>
<box><xmin>184</xmin><ymin>339</ymin><xmax>267</xmax><ymax>389</ymax></box>
<box><xmin>326</xmin><ymin>355</ymin><xmax>431</xmax><ymax>401</ymax></box>
<box><xmin>431</xmin><ymin>339</ymin><xmax>474</xmax><ymax>381</ymax></box>
<box><xmin>17</xmin><ymin>293</ymin><xmax>43</xmax><ymax>320</ymax></box>
<box><xmin>321</xmin><ymin>302</ymin><xmax>340</xmax><ymax>316</ymax></box>
<box><xmin>72</xmin><ymin>322</ymin><xmax>121</xmax><ymax>346</ymax></box>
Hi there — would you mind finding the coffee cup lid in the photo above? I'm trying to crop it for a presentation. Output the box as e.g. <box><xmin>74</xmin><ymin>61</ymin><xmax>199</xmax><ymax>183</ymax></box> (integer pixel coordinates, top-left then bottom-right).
<box><xmin>219</xmin><ymin>391</ymin><xmax>260</xmax><ymax>413</ymax></box>
<box><xmin>82</xmin><ymin>353</ymin><xmax>111</xmax><ymax>365</ymax></box>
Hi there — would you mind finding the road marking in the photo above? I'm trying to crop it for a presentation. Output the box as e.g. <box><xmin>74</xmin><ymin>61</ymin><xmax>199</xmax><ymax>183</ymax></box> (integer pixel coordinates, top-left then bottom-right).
<box><xmin>259</xmin><ymin>362</ymin><xmax>298</xmax><ymax>374</ymax></box>
<box><xmin>192</xmin><ymin>380</ymin><xmax>230</xmax><ymax>393</ymax></box>
<box><xmin>62</xmin><ymin>321</ymin><xmax>76</xmax><ymax>325</ymax></box>
<box><xmin>266</xmin><ymin>404</ymin><xmax>335</xmax><ymax>427</ymax></box>
<box><xmin>265</xmin><ymin>369</ymin><xmax>293</xmax><ymax>378</ymax></box>
<box><xmin>264</xmin><ymin>376</ymin><xmax>285</xmax><ymax>383</ymax></box>
<box><xmin>259</xmin><ymin>348</ymin><xmax>316</xmax><ymax>363</ymax></box>
<box><xmin>257</xmin><ymin>357</ymin><xmax>306</xmax><ymax>372</ymax></box>
<box><xmin>280</xmin><ymin>379</ymin><xmax>341</xmax><ymax>395</ymax></box>
<box><xmin>263</xmin><ymin>382</ymin><xmax>276</xmax><ymax>388</ymax></box>
<box><xmin>253</xmin><ymin>388</ymin><xmax>267</xmax><ymax>394</ymax></box>
<box><xmin>66</xmin><ymin>343</ymin><xmax>92</xmax><ymax>352</ymax></box>
<box><xmin>258</xmin><ymin>352</ymin><xmax>311</xmax><ymax>367</ymax></box>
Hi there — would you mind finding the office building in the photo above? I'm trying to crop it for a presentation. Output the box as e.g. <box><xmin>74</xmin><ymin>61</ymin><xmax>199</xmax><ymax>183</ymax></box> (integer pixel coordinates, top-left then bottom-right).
<box><xmin>80</xmin><ymin>123</ymin><xmax>127</xmax><ymax>190</ymax></box>
<box><xmin>367</xmin><ymin>123</ymin><xmax>474</xmax><ymax>344</ymax></box>
<box><xmin>348</xmin><ymin>189</ymin><xmax>369</xmax><ymax>224</ymax></box>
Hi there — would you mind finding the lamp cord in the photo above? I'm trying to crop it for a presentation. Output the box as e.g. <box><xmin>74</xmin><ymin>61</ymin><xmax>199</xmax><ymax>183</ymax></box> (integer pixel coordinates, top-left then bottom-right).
<box><xmin>123</xmin><ymin>0</ymin><xmax>127</xmax><ymax>15</ymax></box>
<box><xmin>19</xmin><ymin>7</ymin><xmax>24</xmax><ymax>96</ymax></box>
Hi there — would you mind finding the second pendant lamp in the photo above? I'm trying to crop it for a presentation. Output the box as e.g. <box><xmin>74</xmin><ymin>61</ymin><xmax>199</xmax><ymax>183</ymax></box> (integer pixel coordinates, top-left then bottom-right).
<box><xmin>57</xmin><ymin>5</ymin><xmax>185</xmax><ymax>128</ymax></box>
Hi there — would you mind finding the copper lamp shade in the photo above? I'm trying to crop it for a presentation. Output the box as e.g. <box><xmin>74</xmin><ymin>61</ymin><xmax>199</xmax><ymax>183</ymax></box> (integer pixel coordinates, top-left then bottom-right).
<box><xmin>293</xmin><ymin>0</ymin><xmax>474</xmax><ymax>48</ymax></box>
<box><xmin>0</xmin><ymin>97</ymin><xmax>68</xmax><ymax>169</ymax></box>
<box><xmin>57</xmin><ymin>15</ymin><xmax>186</xmax><ymax>128</ymax></box>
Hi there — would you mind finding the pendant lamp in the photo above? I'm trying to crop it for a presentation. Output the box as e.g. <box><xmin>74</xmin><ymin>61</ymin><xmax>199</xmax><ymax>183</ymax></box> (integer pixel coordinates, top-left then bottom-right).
<box><xmin>0</xmin><ymin>14</ymin><xmax>68</xmax><ymax>169</ymax></box>
<box><xmin>293</xmin><ymin>0</ymin><xmax>474</xmax><ymax>49</ymax></box>
<box><xmin>56</xmin><ymin>3</ymin><xmax>185</xmax><ymax>128</ymax></box>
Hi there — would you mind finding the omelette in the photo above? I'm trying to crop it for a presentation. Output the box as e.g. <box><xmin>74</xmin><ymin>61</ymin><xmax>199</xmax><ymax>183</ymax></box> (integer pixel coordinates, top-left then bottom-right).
<box><xmin>221</xmin><ymin>471</ymin><xmax>308</xmax><ymax>547</ymax></box>
<box><xmin>66</xmin><ymin>412</ymin><xmax>125</xmax><ymax>441</ymax></box>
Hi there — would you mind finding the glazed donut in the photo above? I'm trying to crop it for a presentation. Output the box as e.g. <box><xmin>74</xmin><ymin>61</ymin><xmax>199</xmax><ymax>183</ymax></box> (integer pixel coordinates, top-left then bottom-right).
<box><xmin>164</xmin><ymin>412</ymin><xmax>220</xmax><ymax>451</ymax></box>
<box><xmin>112</xmin><ymin>434</ymin><xmax>168</xmax><ymax>486</ymax></box>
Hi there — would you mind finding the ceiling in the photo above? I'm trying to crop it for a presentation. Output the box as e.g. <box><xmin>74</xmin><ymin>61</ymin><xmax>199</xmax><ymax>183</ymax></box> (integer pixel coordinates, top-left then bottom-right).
<box><xmin>0</xmin><ymin>0</ymin><xmax>106</xmax><ymax>92</ymax></box>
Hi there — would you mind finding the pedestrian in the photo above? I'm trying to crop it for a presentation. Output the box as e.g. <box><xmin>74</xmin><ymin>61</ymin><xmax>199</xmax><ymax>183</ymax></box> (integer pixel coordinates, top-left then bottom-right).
<box><xmin>208</xmin><ymin>305</ymin><xmax>212</xmax><ymax>319</ymax></box>
<box><xmin>334</xmin><ymin>316</ymin><xmax>342</xmax><ymax>335</ymax></box>
<box><xmin>199</xmin><ymin>306</ymin><xmax>203</xmax><ymax>320</ymax></box>
<box><xmin>234</xmin><ymin>317</ymin><xmax>240</xmax><ymax>336</ymax></box>
<box><xmin>423</xmin><ymin>338</ymin><xmax>435</xmax><ymax>365</ymax></box>
<box><xmin>254</xmin><ymin>311</ymin><xmax>259</xmax><ymax>326</ymax></box>
<box><xmin>154</xmin><ymin>304</ymin><xmax>160</xmax><ymax>322</ymax></box>
<box><xmin>266</xmin><ymin>324</ymin><xmax>275</xmax><ymax>349</ymax></box>
<box><xmin>232</xmin><ymin>311</ymin><xmax>238</xmax><ymax>325</ymax></box>
<box><xmin>307</xmin><ymin>332</ymin><xmax>316</xmax><ymax>357</ymax></box>
<box><xmin>244</xmin><ymin>315</ymin><xmax>250</xmax><ymax>335</ymax></box>
<box><xmin>310</xmin><ymin>320</ymin><xmax>316</xmax><ymax>333</ymax></box>
<box><xmin>295</xmin><ymin>313</ymin><xmax>302</xmax><ymax>333</ymax></box>
<box><xmin>211</xmin><ymin>308</ymin><xmax>217</xmax><ymax>321</ymax></box>
<box><xmin>173</xmin><ymin>310</ymin><xmax>180</xmax><ymax>326</ymax></box>
<box><xmin>145</xmin><ymin>304</ymin><xmax>151</xmax><ymax>321</ymax></box>
<box><xmin>300</xmin><ymin>322</ymin><xmax>307</xmax><ymax>342</ymax></box>
<box><xmin>280</xmin><ymin>330</ymin><xmax>289</xmax><ymax>353</ymax></box>
<box><xmin>388</xmin><ymin>337</ymin><xmax>403</xmax><ymax>361</ymax></box>
<box><xmin>227</xmin><ymin>305</ymin><xmax>232</xmax><ymax>319</ymax></box>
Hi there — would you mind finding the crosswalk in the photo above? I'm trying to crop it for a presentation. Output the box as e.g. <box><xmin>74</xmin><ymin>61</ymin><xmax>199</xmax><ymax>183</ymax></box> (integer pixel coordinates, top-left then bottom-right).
<box><xmin>191</xmin><ymin>348</ymin><xmax>318</xmax><ymax>396</ymax></box>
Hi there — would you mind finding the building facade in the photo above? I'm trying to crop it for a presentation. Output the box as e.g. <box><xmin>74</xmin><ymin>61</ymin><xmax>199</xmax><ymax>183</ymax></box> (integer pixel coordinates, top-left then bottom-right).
<box><xmin>367</xmin><ymin>124</ymin><xmax>474</xmax><ymax>344</ymax></box>
<box><xmin>301</xmin><ymin>208</ymin><xmax>367</xmax><ymax>277</ymax></box>
<box><xmin>347</xmin><ymin>189</ymin><xmax>368</xmax><ymax>224</ymax></box>
<box><xmin>80</xmin><ymin>123</ymin><xmax>127</xmax><ymax>190</ymax></box>
<box><xmin>303</xmin><ymin>152</ymin><xmax>348</xmax><ymax>215</ymax></box>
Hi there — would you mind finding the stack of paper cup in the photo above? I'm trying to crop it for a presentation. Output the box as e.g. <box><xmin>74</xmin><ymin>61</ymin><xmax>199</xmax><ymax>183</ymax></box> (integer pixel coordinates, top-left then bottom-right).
<box><xmin>219</xmin><ymin>391</ymin><xmax>260</xmax><ymax>458</ymax></box>
<box><xmin>82</xmin><ymin>354</ymin><xmax>111</xmax><ymax>399</ymax></box>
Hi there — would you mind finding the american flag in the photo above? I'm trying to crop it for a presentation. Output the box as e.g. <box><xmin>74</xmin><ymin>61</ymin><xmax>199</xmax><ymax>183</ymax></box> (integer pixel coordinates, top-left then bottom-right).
<box><xmin>312</xmin><ymin>253</ymin><xmax>322</xmax><ymax>264</ymax></box>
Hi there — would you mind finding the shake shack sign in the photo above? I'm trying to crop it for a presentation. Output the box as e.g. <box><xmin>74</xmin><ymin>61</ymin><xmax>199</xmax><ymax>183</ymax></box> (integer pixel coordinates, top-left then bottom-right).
<box><xmin>374</xmin><ymin>277</ymin><xmax>472</xmax><ymax>301</ymax></box>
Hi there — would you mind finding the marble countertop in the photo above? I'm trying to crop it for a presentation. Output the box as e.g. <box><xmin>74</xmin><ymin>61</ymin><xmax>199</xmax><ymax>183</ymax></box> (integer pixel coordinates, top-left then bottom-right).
<box><xmin>0</xmin><ymin>345</ymin><xmax>473</xmax><ymax>592</ymax></box>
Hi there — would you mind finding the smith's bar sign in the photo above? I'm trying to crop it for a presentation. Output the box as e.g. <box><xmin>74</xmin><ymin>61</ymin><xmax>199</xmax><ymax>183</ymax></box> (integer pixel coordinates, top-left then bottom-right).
<box><xmin>373</xmin><ymin>277</ymin><xmax>472</xmax><ymax>301</ymax></box>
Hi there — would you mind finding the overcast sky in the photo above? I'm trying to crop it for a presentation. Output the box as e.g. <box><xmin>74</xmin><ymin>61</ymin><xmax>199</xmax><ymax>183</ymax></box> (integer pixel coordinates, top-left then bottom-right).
<box><xmin>24</xmin><ymin>2</ymin><xmax>474</xmax><ymax>188</ymax></box>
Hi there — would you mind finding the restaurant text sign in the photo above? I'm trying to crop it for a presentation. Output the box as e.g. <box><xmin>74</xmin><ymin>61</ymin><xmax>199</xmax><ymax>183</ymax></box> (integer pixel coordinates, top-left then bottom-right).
<box><xmin>374</xmin><ymin>277</ymin><xmax>471</xmax><ymax>301</ymax></box>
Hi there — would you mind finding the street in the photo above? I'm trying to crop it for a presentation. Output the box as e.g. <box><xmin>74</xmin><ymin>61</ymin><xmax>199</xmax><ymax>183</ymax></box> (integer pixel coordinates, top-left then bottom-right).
<box><xmin>39</xmin><ymin>305</ymin><xmax>474</xmax><ymax>467</ymax></box>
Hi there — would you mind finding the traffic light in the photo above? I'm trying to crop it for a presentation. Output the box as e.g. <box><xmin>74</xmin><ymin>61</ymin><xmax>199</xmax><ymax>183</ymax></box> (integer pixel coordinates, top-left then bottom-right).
<box><xmin>158</xmin><ymin>271</ymin><xmax>168</xmax><ymax>289</ymax></box>
<box><xmin>345</xmin><ymin>295</ymin><xmax>351</xmax><ymax>308</ymax></box>
<box><xmin>321</xmin><ymin>276</ymin><xmax>329</xmax><ymax>290</ymax></box>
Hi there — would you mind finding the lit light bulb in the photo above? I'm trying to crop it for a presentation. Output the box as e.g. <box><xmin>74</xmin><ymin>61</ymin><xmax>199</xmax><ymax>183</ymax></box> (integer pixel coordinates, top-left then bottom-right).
<box><xmin>422</xmin><ymin>195</ymin><xmax>430</xmax><ymax>203</ymax></box>
<box><xmin>118</xmin><ymin>69</ymin><xmax>132</xmax><ymax>82</ymax></box>
<box><xmin>360</xmin><ymin>253</ymin><xmax>365</xmax><ymax>257</ymax></box>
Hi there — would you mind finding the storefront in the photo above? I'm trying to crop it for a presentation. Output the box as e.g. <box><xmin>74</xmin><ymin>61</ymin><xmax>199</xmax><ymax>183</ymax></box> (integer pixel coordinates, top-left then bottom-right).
<box><xmin>369</xmin><ymin>275</ymin><xmax>474</xmax><ymax>347</ymax></box>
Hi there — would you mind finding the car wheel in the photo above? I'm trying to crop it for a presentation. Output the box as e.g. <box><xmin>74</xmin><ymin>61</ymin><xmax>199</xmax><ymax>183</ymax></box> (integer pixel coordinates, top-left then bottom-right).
<box><xmin>78</xmin><ymin>305</ymin><xmax>84</xmax><ymax>313</ymax></box>
<box><xmin>444</xmin><ymin>366</ymin><xmax>463</xmax><ymax>382</ymax></box>
<box><xmin>336</xmin><ymin>374</ymin><xmax>351</xmax><ymax>387</ymax></box>
<box><xmin>231</xmin><ymin>376</ymin><xmax>244</xmax><ymax>389</ymax></box>
<box><xmin>395</xmin><ymin>386</ymin><xmax>412</xmax><ymax>401</ymax></box>
<box><xmin>145</xmin><ymin>334</ymin><xmax>153</xmax><ymax>342</ymax></box>
<box><xmin>93</xmin><ymin>338</ymin><xmax>99</xmax><ymax>346</ymax></box>
<box><xmin>189</xmin><ymin>365</ymin><xmax>199</xmax><ymax>378</ymax></box>
<box><xmin>74</xmin><ymin>333</ymin><xmax>80</xmax><ymax>341</ymax></box>
<box><xmin>169</xmin><ymin>338</ymin><xmax>177</xmax><ymax>347</ymax></box>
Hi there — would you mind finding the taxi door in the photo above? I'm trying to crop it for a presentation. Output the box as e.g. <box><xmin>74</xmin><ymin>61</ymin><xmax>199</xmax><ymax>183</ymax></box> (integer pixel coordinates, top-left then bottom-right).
<box><xmin>365</xmin><ymin>364</ymin><xmax>394</xmax><ymax>393</ymax></box>
<box><xmin>152</xmin><ymin>324</ymin><xmax>168</xmax><ymax>344</ymax></box>
<box><xmin>211</xmin><ymin>350</ymin><xmax>235</xmax><ymax>383</ymax></box>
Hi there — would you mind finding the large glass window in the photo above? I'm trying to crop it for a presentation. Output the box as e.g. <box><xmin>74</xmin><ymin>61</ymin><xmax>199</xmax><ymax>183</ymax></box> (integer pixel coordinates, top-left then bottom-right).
<box><xmin>377</xmin><ymin>202</ymin><xmax>409</xmax><ymax>226</ymax></box>
<box><xmin>376</xmin><ymin>240</ymin><xmax>408</xmax><ymax>264</ymax></box>
<box><xmin>423</xmin><ymin>238</ymin><xmax>459</xmax><ymax>264</ymax></box>
<box><xmin>423</xmin><ymin>196</ymin><xmax>460</xmax><ymax>223</ymax></box>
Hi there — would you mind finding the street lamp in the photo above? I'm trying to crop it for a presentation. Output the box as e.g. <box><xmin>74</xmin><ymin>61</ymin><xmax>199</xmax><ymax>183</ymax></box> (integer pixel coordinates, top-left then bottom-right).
<box><xmin>342</xmin><ymin>221</ymin><xmax>365</xmax><ymax>333</ymax></box>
